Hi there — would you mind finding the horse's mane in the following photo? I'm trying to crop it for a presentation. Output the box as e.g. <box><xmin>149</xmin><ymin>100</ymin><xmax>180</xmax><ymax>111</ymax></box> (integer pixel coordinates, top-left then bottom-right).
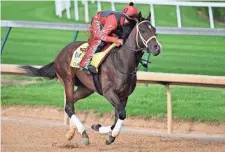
<box><xmin>115</xmin><ymin>15</ymin><xmax>147</xmax><ymax>42</ymax></box>
<box><xmin>108</xmin><ymin>17</ymin><xmax>147</xmax><ymax>68</ymax></box>
<box><xmin>113</xmin><ymin>20</ymin><xmax>137</xmax><ymax>42</ymax></box>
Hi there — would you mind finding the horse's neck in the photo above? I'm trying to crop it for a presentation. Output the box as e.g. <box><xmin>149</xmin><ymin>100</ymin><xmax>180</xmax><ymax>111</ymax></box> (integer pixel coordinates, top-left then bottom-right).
<box><xmin>117</xmin><ymin>29</ymin><xmax>141</xmax><ymax>69</ymax></box>
<box><xmin>116</xmin><ymin>41</ymin><xmax>137</xmax><ymax>72</ymax></box>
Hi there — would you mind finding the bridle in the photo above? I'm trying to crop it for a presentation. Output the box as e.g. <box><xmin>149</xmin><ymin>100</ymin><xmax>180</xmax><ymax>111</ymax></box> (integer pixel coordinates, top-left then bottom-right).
<box><xmin>122</xmin><ymin>20</ymin><xmax>158</xmax><ymax>52</ymax></box>
<box><xmin>136</xmin><ymin>20</ymin><xmax>157</xmax><ymax>49</ymax></box>
<box><xmin>112</xmin><ymin>20</ymin><xmax>157</xmax><ymax>76</ymax></box>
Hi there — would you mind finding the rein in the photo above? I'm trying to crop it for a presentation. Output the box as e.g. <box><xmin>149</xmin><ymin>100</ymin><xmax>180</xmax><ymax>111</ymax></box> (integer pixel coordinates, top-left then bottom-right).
<box><xmin>111</xmin><ymin>47</ymin><xmax>151</xmax><ymax>76</ymax></box>
<box><xmin>111</xmin><ymin>48</ymin><xmax>139</xmax><ymax>76</ymax></box>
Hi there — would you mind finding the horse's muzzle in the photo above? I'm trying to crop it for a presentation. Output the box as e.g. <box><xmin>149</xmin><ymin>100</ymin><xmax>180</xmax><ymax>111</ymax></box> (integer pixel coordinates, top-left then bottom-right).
<box><xmin>148</xmin><ymin>44</ymin><xmax>161</xmax><ymax>56</ymax></box>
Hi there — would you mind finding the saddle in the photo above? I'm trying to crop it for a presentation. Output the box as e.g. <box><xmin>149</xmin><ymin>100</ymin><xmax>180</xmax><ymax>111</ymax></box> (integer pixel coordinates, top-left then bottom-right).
<box><xmin>70</xmin><ymin>42</ymin><xmax>116</xmax><ymax>73</ymax></box>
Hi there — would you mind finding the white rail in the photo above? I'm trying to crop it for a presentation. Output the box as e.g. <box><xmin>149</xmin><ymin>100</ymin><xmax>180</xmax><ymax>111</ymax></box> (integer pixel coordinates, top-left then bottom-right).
<box><xmin>69</xmin><ymin>0</ymin><xmax>225</xmax><ymax>28</ymax></box>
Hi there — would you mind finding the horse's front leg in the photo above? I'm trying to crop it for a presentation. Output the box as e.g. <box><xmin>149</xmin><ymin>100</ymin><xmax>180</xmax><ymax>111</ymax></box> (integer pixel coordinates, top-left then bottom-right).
<box><xmin>91</xmin><ymin>108</ymin><xmax>118</xmax><ymax>134</ymax></box>
<box><xmin>110</xmin><ymin>97</ymin><xmax>127</xmax><ymax>132</ymax></box>
<box><xmin>104</xmin><ymin>90</ymin><xmax>127</xmax><ymax>145</ymax></box>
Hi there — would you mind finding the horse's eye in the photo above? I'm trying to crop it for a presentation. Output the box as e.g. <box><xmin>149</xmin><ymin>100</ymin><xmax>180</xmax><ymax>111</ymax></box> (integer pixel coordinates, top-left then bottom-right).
<box><xmin>140</xmin><ymin>30</ymin><xmax>145</xmax><ymax>33</ymax></box>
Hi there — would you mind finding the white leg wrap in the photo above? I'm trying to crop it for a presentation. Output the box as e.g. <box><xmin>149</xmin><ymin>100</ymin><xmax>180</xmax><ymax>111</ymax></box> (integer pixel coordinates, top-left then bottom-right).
<box><xmin>111</xmin><ymin>119</ymin><xmax>123</xmax><ymax>137</ymax></box>
<box><xmin>99</xmin><ymin>126</ymin><xmax>112</xmax><ymax>134</ymax></box>
<box><xmin>70</xmin><ymin>118</ymin><xmax>76</xmax><ymax>129</ymax></box>
<box><xmin>71</xmin><ymin>115</ymin><xmax>85</xmax><ymax>134</ymax></box>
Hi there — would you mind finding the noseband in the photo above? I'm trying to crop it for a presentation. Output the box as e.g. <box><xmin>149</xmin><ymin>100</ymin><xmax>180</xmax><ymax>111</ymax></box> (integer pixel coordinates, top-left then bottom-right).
<box><xmin>136</xmin><ymin>20</ymin><xmax>156</xmax><ymax>50</ymax></box>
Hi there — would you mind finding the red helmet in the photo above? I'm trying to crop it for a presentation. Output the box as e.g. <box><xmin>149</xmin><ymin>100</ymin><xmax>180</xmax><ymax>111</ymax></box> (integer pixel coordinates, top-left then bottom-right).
<box><xmin>122</xmin><ymin>2</ymin><xmax>138</xmax><ymax>20</ymax></box>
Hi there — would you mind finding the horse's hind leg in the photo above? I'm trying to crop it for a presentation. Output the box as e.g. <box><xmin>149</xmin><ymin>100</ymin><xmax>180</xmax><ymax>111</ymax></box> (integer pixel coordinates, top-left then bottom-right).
<box><xmin>63</xmin><ymin>77</ymin><xmax>93</xmax><ymax>145</ymax></box>
<box><xmin>66</xmin><ymin>85</ymin><xmax>94</xmax><ymax>141</ymax></box>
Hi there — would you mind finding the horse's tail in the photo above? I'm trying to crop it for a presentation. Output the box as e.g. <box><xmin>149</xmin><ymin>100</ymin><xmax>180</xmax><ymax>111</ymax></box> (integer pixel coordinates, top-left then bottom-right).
<box><xmin>21</xmin><ymin>62</ymin><xmax>57</xmax><ymax>79</ymax></box>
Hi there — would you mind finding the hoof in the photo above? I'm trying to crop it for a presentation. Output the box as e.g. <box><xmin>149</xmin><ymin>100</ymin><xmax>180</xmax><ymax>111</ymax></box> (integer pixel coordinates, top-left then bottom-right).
<box><xmin>91</xmin><ymin>124</ymin><xmax>102</xmax><ymax>132</ymax></box>
<box><xmin>105</xmin><ymin>135</ymin><xmax>115</xmax><ymax>145</ymax></box>
<box><xmin>65</xmin><ymin>128</ymin><xmax>75</xmax><ymax>141</ymax></box>
<box><xmin>81</xmin><ymin>137</ymin><xmax>89</xmax><ymax>145</ymax></box>
<box><xmin>81</xmin><ymin>131</ymin><xmax>89</xmax><ymax>145</ymax></box>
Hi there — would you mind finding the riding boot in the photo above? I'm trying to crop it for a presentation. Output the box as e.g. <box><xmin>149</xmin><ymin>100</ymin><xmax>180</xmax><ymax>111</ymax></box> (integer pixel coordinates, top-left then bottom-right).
<box><xmin>82</xmin><ymin>61</ymin><xmax>98</xmax><ymax>74</ymax></box>
<box><xmin>80</xmin><ymin>58</ymin><xmax>96</xmax><ymax>74</ymax></box>
<box><xmin>82</xmin><ymin>62</ymin><xmax>97</xmax><ymax>74</ymax></box>
<box><xmin>82</xmin><ymin>59</ymin><xmax>91</xmax><ymax>72</ymax></box>
<box><xmin>87</xmin><ymin>41</ymin><xmax>105</xmax><ymax>74</ymax></box>
<box><xmin>80</xmin><ymin>41</ymin><xmax>102</xmax><ymax>73</ymax></box>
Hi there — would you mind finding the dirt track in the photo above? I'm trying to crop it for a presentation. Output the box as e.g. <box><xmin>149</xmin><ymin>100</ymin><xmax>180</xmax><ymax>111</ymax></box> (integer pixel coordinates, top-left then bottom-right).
<box><xmin>1</xmin><ymin>106</ymin><xmax>225</xmax><ymax>152</ymax></box>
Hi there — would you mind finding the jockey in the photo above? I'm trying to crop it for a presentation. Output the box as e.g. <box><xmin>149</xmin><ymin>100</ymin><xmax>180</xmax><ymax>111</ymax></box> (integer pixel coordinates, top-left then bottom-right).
<box><xmin>80</xmin><ymin>2</ymin><xmax>139</xmax><ymax>72</ymax></box>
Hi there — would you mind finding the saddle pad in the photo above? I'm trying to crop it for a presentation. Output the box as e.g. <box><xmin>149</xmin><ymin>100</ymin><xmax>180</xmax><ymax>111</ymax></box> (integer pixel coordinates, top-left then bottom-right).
<box><xmin>70</xmin><ymin>43</ymin><xmax>89</xmax><ymax>68</ymax></box>
<box><xmin>70</xmin><ymin>42</ymin><xmax>116</xmax><ymax>71</ymax></box>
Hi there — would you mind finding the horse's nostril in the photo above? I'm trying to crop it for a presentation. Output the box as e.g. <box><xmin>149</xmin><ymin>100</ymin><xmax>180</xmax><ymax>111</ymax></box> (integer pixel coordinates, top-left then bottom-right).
<box><xmin>154</xmin><ymin>45</ymin><xmax>159</xmax><ymax>51</ymax></box>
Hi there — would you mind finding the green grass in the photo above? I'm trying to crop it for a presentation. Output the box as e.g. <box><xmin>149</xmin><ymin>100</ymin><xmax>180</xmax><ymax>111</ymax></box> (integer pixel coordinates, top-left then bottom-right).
<box><xmin>1</xmin><ymin>80</ymin><xmax>225</xmax><ymax>123</ymax></box>
<box><xmin>143</xmin><ymin>35</ymin><xmax>225</xmax><ymax>75</ymax></box>
<box><xmin>1</xmin><ymin>29</ymin><xmax>225</xmax><ymax>75</ymax></box>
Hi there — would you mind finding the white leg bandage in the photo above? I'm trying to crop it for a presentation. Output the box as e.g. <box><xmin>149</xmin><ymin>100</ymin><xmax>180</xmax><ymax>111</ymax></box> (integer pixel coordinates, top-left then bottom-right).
<box><xmin>99</xmin><ymin>126</ymin><xmax>112</xmax><ymax>134</ymax></box>
<box><xmin>70</xmin><ymin>118</ymin><xmax>76</xmax><ymax>129</ymax></box>
<box><xmin>111</xmin><ymin>119</ymin><xmax>123</xmax><ymax>137</ymax></box>
<box><xmin>71</xmin><ymin>115</ymin><xmax>85</xmax><ymax>134</ymax></box>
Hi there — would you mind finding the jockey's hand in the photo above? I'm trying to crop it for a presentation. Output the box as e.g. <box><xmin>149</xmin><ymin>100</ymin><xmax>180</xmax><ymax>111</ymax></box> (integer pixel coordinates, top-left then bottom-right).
<box><xmin>116</xmin><ymin>39</ymin><xmax>123</xmax><ymax>47</ymax></box>
<box><xmin>112</xmin><ymin>33</ymin><xmax>117</xmax><ymax>37</ymax></box>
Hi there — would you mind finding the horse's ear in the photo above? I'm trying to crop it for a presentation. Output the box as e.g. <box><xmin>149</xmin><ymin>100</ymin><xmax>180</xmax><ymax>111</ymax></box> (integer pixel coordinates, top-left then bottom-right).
<box><xmin>146</xmin><ymin>12</ymin><xmax>151</xmax><ymax>21</ymax></box>
<box><xmin>138</xmin><ymin>11</ymin><xmax>143</xmax><ymax>22</ymax></box>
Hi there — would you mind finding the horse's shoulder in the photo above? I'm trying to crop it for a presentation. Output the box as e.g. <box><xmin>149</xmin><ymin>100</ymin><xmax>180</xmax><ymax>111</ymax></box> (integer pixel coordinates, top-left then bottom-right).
<box><xmin>65</xmin><ymin>41</ymin><xmax>86</xmax><ymax>50</ymax></box>
<box><xmin>70</xmin><ymin>41</ymin><xmax>86</xmax><ymax>47</ymax></box>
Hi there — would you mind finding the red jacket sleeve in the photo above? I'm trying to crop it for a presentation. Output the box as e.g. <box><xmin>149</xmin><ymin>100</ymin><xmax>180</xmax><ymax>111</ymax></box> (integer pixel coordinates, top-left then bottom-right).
<box><xmin>99</xmin><ymin>14</ymin><xmax>118</xmax><ymax>43</ymax></box>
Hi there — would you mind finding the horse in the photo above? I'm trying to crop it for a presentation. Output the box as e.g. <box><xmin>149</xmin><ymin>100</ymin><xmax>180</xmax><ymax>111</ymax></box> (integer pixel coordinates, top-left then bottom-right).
<box><xmin>21</xmin><ymin>12</ymin><xmax>162</xmax><ymax>145</ymax></box>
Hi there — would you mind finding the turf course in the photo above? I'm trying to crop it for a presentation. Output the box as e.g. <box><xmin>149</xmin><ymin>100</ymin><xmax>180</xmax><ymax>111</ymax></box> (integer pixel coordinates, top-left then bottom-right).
<box><xmin>2</xmin><ymin>77</ymin><xmax>225</xmax><ymax>123</ymax></box>
<box><xmin>1</xmin><ymin>1</ymin><xmax>225</xmax><ymax>122</ymax></box>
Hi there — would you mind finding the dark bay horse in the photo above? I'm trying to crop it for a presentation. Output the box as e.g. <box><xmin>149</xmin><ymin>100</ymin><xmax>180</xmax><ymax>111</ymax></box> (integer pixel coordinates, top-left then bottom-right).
<box><xmin>22</xmin><ymin>12</ymin><xmax>161</xmax><ymax>145</ymax></box>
